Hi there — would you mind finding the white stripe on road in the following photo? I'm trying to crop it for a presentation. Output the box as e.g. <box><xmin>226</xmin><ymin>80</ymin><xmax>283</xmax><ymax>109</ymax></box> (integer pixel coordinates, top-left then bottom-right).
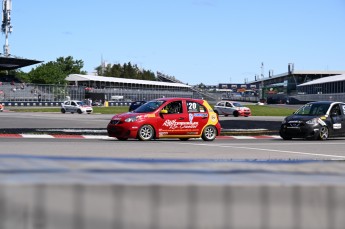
<box><xmin>182</xmin><ymin>142</ymin><xmax>345</xmax><ymax>160</ymax></box>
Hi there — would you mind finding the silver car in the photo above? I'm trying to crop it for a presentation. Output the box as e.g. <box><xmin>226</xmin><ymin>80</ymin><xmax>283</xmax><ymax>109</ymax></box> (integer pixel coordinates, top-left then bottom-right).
<box><xmin>61</xmin><ymin>100</ymin><xmax>93</xmax><ymax>114</ymax></box>
<box><xmin>213</xmin><ymin>101</ymin><xmax>251</xmax><ymax>117</ymax></box>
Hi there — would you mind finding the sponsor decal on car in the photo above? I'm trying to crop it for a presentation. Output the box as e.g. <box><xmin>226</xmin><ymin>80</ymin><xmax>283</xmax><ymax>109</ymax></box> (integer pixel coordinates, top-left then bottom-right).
<box><xmin>193</xmin><ymin>113</ymin><xmax>208</xmax><ymax>117</ymax></box>
<box><xmin>145</xmin><ymin>114</ymin><xmax>156</xmax><ymax>118</ymax></box>
<box><xmin>162</xmin><ymin>120</ymin><xmax>199</xmax><ymax>129</ymax></box>
<box><xmin>333</xmin><ymin>123</ymin><xmax>342</xmax><ymax>129</ymax></box>
<box><xmin>317</xmin><ymin>118</ymin><xmax>327</xmax><ymax>126</ymax></box>
<box><xmin>159</xmin><ymin>132</ymin><xmax>169</xmax><ymax>136</ymax></box>
<box><xmin>186</xmin><ymin>132</ymin><xmax>198</xmax><ymax>135</ymax></box>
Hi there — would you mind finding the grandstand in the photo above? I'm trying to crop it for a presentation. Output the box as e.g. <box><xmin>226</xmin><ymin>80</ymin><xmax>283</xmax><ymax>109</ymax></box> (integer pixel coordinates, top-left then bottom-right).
<box><xmin>66</xmin><ymin>74</ymin><xmax>195</xmax><ymax>103</ymax></box>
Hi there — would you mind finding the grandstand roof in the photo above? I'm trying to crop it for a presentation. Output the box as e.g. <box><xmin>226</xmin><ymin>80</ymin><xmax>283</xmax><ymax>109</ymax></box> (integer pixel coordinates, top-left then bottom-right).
<box><xmin>66</xmin><ymin>74</ymin><xmax>191</xmax><ymax>88</ymax></box>
<box><xmin>298</xmin><ymin>74</ymin><xmax>345</xmax><ymax>87</ymax></box>
<box><xmin>0</xmin><ymin>56</ymin><xmax>42</xmax><ymax>70</ymax></box>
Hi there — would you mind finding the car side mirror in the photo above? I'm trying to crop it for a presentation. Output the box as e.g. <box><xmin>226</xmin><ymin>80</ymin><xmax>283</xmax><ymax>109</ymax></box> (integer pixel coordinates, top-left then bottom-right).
<box><xmin>160</xmin><ymin>109</ymin><xmax>168</xmax><ymax>114</ymax></box>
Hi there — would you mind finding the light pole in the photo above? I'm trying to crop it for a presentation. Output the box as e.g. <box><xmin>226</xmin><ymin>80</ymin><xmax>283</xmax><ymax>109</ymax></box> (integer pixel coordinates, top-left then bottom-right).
<box><xmin>2</xmin><ymin>0</ymin><xmax>12</xmax><ymax>56</ymax></box>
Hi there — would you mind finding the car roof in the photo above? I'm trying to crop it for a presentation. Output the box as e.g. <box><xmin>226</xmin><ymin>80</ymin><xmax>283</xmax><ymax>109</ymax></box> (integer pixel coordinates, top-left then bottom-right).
<box><xmin>218</xmin><ymin>100</ymin><xmax>235</xmax><ymax>103</ymax></box>
<box><xmin>154</xmin><ymin>97</ymin><xmax>205</xmax><ymax>103</ymax></box>
<box><xmin>308</xmin><ymin>101</ymin><xmax>344</xmax><ymax>105</ymax></box>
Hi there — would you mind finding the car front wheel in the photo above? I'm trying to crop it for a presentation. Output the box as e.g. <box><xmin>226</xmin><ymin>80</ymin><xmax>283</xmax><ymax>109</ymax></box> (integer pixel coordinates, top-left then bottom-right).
<box><xmin>137</xmin><ymin>125</ymin><xmax>155</xmax><ymax>141</ymax></box>
<box><xmin>202</xmin><ymin>125</ymin><xmax>217</xmax><ymax>141</ymax></box>
<box><xmin>77</xmin><ymin>109</ymin><xmax>82</xmax><ymax>114</ymax></box>
<box><xmin>61</xmin><ymin>108</ymin><xmax>66</xmax><ymax>114</ymax></box>
<box><xmin>317</xmin><ymin>126</ymin><xmax>329</xmax><ymax>140</ymax></box>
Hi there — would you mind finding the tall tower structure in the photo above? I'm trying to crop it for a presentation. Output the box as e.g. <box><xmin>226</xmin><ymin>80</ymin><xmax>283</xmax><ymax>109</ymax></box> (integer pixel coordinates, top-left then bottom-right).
<box><xmin>2</xmin><ymin>0</ymin><xmax>12</xmax><ymax>56</ymax></box>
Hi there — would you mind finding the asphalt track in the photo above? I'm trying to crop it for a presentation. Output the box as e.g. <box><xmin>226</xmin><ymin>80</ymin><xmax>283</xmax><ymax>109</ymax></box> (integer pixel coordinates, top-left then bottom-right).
<box><xmin>0</xmin><ymin>111</ymin><xmax>283</xmax><ymax>135</ymax></box>
<box><xmin>1</xmin><ymin>112</ymin><xmax>345</xmax><ymax>229</ymax></box>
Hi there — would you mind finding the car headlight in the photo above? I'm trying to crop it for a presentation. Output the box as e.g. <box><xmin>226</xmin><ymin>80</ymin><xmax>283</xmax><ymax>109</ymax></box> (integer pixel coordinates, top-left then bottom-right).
<box><xmin>306</xmin><ymin>118</ymin><xmax>318</xmax><ymax>125</ymax></box>
<box><xmin>125</xmin><ymin>116</ymin><xmax>138</xmax><ymax>122</ymax></box>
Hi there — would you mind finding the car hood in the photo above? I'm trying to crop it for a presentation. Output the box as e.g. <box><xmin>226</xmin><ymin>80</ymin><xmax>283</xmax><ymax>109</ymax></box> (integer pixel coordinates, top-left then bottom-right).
<box><xmin>111</xmin><ymin>112</ymin><xmax>154</xmax><ymax>120</ymax></box>
<box><xmin>284</xmin><ymin>114</ymin><xmax>323</xmax><ymax>122</ymax></box>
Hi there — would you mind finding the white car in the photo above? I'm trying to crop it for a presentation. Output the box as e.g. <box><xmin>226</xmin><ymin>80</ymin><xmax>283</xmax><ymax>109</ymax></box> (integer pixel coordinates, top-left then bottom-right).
<box><xmin>213</xmin><ymin>101</ymin><xmax>251</xmax><ymax>117</ymax></box>
<box><xmin>61</xmin><ymin>100</ymin><xmax>93</xmax><ymax>114</ymax></box>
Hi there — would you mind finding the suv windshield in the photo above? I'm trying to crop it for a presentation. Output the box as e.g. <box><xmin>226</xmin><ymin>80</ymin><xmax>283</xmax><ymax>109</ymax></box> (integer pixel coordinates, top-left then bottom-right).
<box><xmin>295</xmin><ymin>103</ymin><xmax>330</xmax><ymax>116</ymax></box>
<box><xmin>134</xmin><ymin>100</ymin><xmax>165</xmax><ymax>113</ymax></box>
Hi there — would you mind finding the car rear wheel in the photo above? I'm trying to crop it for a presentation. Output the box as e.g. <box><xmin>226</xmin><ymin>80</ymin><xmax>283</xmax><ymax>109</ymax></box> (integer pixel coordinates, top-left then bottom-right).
<box><xmin>202</xmin><ymin>125</ymin><xmax>217</xmax><ymax>141</ymax></box>
<box><xmin>137</xmin><ymin>125</ymin><xmax>155</xmax><ymax>141</ymax></box>
<box><xmin>61</xmin><ymin>108</ymin><xmax>66</xmax><ymax>114</ymax></box>
<box><xmin>317</xmin><ymin>126</ymin><xmax>329</xmax><ymax>140</ymax></box>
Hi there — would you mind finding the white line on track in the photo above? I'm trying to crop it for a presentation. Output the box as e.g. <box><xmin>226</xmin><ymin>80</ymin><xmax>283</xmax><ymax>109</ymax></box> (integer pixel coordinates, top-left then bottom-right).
<box><xmin>181</xmin><ymin>142</ymin><xmax>345</xmax><ymax>160</ymax></box>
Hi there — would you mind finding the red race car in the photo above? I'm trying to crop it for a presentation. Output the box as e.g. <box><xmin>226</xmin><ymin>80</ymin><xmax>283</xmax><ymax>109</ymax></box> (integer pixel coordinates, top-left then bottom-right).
<box><xmin>107</xmin><ymin>98</ymin><xmax>221</xmax><ymax>141</ymax></box>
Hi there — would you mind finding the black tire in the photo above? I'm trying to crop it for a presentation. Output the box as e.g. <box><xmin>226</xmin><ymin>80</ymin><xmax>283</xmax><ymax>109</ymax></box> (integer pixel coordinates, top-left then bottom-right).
<box><xmin>280</xmin><ymin>134</ymin><xmax>292</xmax><ymax>140</ymax></box>
<box><xmin>179</xmin><ymin>138</ymin><xmax>190</xmax><ymax>141</ymax></box>
<box><xmin>77</xmin><ymin>109</ymin><xmax>82</xmax><ymax>114</ymax></box>
<box><xmin>137</xmin><ymin>125</ymin><xmax>155</xmax><ymax>141</ymax></box>
<box><xmin>61</xmin><ymin>108</ymin><xmax>66</xmax><ymax>114</ymax></box>
<box><xmin>317</xmin><ymin>126</ymin><xmax>329</xmax><ymax>140</ymax></box>
<box><xmin>233</xmin><ymin>111</ymin><xmax>239</xmax><ymax>117</ymax></box>
<box><xmin>279</xmin><ymin>130</ymin><xmax>292</xmax><ymax>140</ymax></box>
<box><xmin>202</xmin><ymin>125</ymin><xmax>217</xmax><ymax>141</ymax></box>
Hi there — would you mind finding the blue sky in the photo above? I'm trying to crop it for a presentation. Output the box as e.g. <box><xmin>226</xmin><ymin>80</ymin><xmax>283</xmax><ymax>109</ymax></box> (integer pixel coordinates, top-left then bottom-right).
<box><xmin>7</xmin><ymin>0</ymin><xmax>345</xmax><ymax>85</ymax></box>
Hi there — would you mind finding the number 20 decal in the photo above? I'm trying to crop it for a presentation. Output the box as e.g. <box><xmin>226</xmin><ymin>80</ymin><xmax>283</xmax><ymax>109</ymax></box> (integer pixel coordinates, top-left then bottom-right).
<box><xmin>188</xmin><ymin>102</ymin><xmax>197</xmax><ymax>110</ymax></box>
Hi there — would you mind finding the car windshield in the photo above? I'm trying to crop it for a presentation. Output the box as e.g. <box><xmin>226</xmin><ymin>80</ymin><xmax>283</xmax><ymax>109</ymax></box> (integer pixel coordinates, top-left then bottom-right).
<box><xmin>294</xmin><ymin>103</ymin><xmax>330</xmax><ymax>116</ymax></box>
<box><xmin>134</xmin><ymin>100</ymin><xmax>165</xmax><ymax>113</ymax></box>
<box><xmin>77</xmin><ymin>101</ymin><xmax>85</xmax><ymax>106</ymax></box>
<box><xmin>233</xmin><ymin>102</ymin><xmax>242</xmax><ymax>107</ymax></box>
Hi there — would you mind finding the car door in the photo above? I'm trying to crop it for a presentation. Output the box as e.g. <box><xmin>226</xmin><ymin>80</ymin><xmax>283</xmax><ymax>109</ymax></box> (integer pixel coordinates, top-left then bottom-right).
<box><xmin>186</xmin><ymin>100</ymin><xmax>209</xmax><ymax>135</ymax></box>
<box><xmin>219</xmin><ymin>101</ymin><xmax>234</xmax><ymax>115</ymax></box>
<box><xmin>158</xmin><ymin>100</ymin><xmax>188</xmax><ymax>136</ymax></box>
<box><xmin>330</xmin><ymin>104</ymin><xmax>345</xmax><ymax>136</ymax></box>
<box><xmin>64</xmin><ymin>101</ymin><xmax>71</xmax><ymax>112</ymax></box>
<box><xmin>70</xmin><ymin>101</ymin><xmax>78</xmax><ymax>113</ymax></box>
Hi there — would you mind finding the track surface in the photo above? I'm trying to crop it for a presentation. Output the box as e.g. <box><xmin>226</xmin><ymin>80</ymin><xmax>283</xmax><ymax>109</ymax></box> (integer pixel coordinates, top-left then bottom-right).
<box><xmin>1</xmin><ymin>112</ymin><xmax>345</xmax><ymax>229</ymax></box>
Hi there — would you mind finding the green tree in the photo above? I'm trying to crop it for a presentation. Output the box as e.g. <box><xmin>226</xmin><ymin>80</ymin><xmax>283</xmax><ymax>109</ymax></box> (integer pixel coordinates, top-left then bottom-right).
<box><xmin>27</xmin><ymin>62</ymin><xmax>65</xmax><ymax>84</ymax></box>
<box><xmin>56</xmin><ymin>56</ymin><xmax>86</xmax><ymax>75</ymax></box>
<box><xmin>18</xmin><ymin>56</ymin><xmax>86</xmax><ymax>84</ymax></box>
<box><xmin>95</xmin><ymin>62</ymin><xmax>157</xmax><ymax>81</ymax></box>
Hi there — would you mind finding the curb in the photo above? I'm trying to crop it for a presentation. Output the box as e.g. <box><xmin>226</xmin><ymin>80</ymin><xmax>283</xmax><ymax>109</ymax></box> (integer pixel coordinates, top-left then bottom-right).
<box><xmin>0</xmin><ymin>133</ymin><xmax>281</xmax><ymax>140</ymax></box>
